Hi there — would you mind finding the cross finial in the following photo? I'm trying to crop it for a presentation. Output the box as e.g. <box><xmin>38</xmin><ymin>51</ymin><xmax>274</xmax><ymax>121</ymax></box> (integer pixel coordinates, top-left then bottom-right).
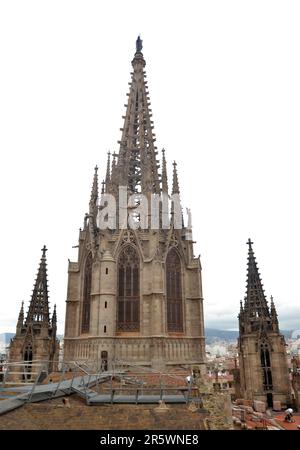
<box><xmin>247</xmin><ymin>238</ymin><xmax>253</xmax><ymax>248</ymax></box>
<box><xmin>41</xmin><ymin>245</ymin><xmax>48</xmax><ymax>257</ymax></box>
<box><xmin>94</xmin><ymin>165</ymin><xmax>98</xmax><ymax>172</ymax></box>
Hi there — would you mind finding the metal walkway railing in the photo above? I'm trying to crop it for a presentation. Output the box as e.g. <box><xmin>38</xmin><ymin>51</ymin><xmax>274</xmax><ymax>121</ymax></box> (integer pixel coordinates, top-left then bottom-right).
<box><xmin>0</xmin><ymin>359</ymin><xmax>199</xmax><ymax>415</ymax></box>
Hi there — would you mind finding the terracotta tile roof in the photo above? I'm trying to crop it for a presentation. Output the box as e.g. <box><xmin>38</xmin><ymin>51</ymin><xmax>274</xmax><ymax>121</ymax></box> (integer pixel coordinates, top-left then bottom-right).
<box><xmin>274</xmin><ymin>413</ymin><xmax>300</xmax><ymax>430</ymax></box>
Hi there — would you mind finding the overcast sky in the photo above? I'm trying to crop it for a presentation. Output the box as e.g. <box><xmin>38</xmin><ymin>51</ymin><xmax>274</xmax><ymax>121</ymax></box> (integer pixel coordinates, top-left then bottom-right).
<box><xmin>1</xmin><ymin>1</ymin><xmax>300</xmax><ymax>335</ymax></box>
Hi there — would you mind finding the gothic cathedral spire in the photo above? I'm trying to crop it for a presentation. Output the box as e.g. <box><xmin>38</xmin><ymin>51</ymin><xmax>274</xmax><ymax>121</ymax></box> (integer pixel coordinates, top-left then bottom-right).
<box><xmin>25</xmin><ymin>245</ymin><xmax>50</xmax><ymax>326</ymax></box>
<box><xmin>63</xmin><ymin>38</ymin><xmax>206</xmax><ymax>372</ymax></box>
<box><xmin>243</xmin><ymin>238</ymin><xmax>270</xmax><ymax>320</ymax></box>
<box><xmin>116</xmin><ymin>36</ymin><xmax>160</xmax><ymax>195</ymax></box>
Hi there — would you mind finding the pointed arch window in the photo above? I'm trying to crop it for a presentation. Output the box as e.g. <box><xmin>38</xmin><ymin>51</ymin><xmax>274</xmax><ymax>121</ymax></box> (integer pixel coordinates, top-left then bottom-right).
<box><xmin>166</xmin><ymin>248</ymin><xmax>183</xmax><ymax>332</ymax></box>
<box><xmin>23</xmin><ymin>344</ymin><xmax>33</xmax><ymax>381</ymax></box>
<box><xmin>117</xmin><ymin>245</ymin><xmax>140</xmax><ymax>331</ymax></box>
<box><xmin>81</xmin><ymin>253</ymin><xmax>92</xmax><ymax>333</ymax></box>
<box><xmin>101</xmin><ymin>351</ymin><xmax>108</xmax><ymax>371</ymax></box>
<box><xmin>260</xmin><ymin>341</ymin><xmax>273</xmax><ymax>390</ymax></box>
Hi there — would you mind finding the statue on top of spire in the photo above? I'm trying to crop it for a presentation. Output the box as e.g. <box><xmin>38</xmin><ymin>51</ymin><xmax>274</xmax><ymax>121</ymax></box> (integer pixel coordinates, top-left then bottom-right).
<box><xmin>136</xmin><ymin>35</ymin><xmax>143</xmax><ymax>53</ymax></box>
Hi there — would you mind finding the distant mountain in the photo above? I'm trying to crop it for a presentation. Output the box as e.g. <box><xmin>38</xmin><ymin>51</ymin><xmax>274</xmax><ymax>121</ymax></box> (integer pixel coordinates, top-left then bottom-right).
<box><xmin>205</xmin><ymin>328</ymin><xmax>238</xmax><ymax>343</ymax></box>
<box><xmin>205</xmin><ymin>328</ymin><xmax>292</xmax><ymax>343</ymax></box>
<box><xmin>0</xmin><ymin>333</ymin><xmax>63</xmax><ymax>345</ymax></box>
<box><xmin>0</xmin><ymin>333</ymin><xmax>14</xmax><ymax>345</ymax></box>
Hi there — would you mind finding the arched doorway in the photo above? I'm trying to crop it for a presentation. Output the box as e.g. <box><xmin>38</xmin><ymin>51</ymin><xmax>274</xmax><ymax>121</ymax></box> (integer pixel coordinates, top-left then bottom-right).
<box><xmin>101</xmin><ymin>351</ymin><xmax>108</xmax><ymax>371</ymax></box>
<box><xmin>23</xmin><ymin>344</ymin><xmax>33</xmax><ymax>381</ymax></box>
<box><xmin>267</xmin><ymin>393</ymin><xmax>273</xmax><ymax>408</ymax></box>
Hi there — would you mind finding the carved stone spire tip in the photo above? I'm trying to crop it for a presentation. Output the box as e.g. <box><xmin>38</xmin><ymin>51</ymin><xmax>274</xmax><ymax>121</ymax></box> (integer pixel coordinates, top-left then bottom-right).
<box><xmin>52</xmin><ymin>303</ymin><xmax>57</xmax><ymax>324</ymax></box>
<box><xmin>172</xmin><ymin>160</ymin><xmax>180</xmax><ymax>195</ymax></box>
<box><xmin>136</xmin><ymin>35</ymin><xmax>143</xmax><ymax>53</ymax></box>
<box><xmin>89</xmin><ymin>165</ymin><xmax>99</xmax><ymax>210</ymax></box>
<box><xmin>105</xmin><ymin>152</ymin><xmax>111</xmax><ymax>190</ymax></box>
<box><xmin>161</xmin><ymin>148</ymin><xmax>168</xmax><ymax>193</ymax></box>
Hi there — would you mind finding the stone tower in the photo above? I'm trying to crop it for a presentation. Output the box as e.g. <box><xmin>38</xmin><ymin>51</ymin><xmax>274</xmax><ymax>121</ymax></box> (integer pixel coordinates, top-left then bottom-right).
<box><xmin>238</xmin><ymin>239</ymin><xmax>291</xmax><ymax>407</ymax></box>
<box><xmin>63</xmin><ymin>38</ymin><xmax>206</xmax><ymax>371</ymax></box>
<box><xmin>9</xmin><ymin>246</ymin><xmax>59</xmax><ymax>379</ymax></box>
<box><xmin>291</xmin><ymin>356</ymin><xmax>300</xmax><ymax>411</ymax></box>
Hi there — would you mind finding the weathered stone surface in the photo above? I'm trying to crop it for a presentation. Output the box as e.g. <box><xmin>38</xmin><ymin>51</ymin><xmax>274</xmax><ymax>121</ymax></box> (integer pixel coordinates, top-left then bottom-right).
<box><xmin>253</xmin><ymin>400</ymin><xmax>266</xmax><ymax>413</ymax></box>
<box><xmin>0</xmin><ymin>395</ymin><xmax>207</xmax><ymax>430</ymax></box>
<box><xmin>272</xmin><ymin>400</ymin><xmax>281</xmax><ymax>411</ymax></box>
